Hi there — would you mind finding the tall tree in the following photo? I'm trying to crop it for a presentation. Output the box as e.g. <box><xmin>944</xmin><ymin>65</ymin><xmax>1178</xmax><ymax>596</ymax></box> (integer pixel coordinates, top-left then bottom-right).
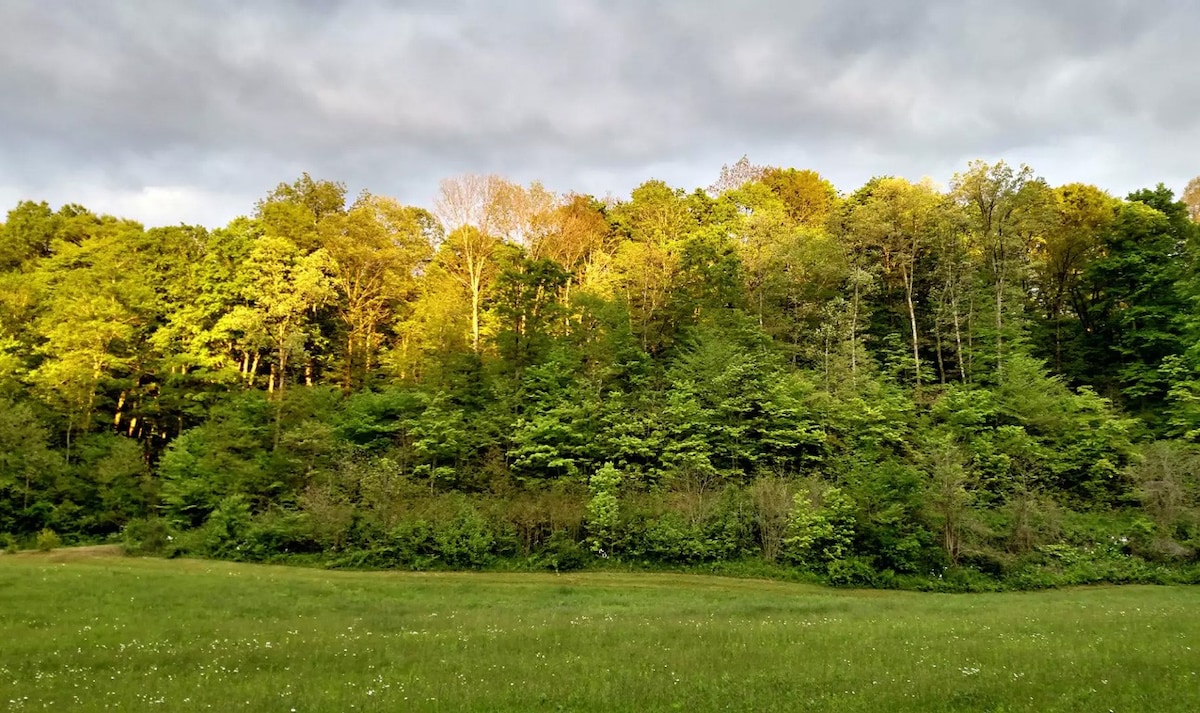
<box><xmin>600</xmin><ymin>181</ymin><xmax>699</xmax><ymax>352</ymax></box>
<box><xmin>429</xmin><ymin>226</ymin><xmax>503</xmax><ymax>354</ymax></box>
<box><xmin>234</xmin><ymin>235</ymin><xmax>335</xmax><ymax>399</ymax></box>
<box><xmin>846</xmin><ymin>177</ymin><xmax>949</xmax><ymax>386</ymax></box>
<box><xmin>1084</xmin><ymin>192</ymin><xmax>1188</xmax><ymax>414</ymax></box>
<box><xmin>1031</xmin><ymin>184</ymin><xmax>1117</xmax><ymax>374</ymax></box>
<box><xmin>1182</xmin><ymin>176</ymin><xmax>1200</xmax><ymax>223</ymax></box>
<box><xmin>951</xmin><ymin>161</ymin><xmax>1052</xmax><ymax>382</ymax></box>
<box><xmin>759</xmin><ymin>168</ymin><xmax>839</xmax><ymax>228</ymax></box>
<box><xmin>707</xmin><ymin>155</ymin><xmax>767</xmax><ymax>196</ymax></box>
<box><xmin>320</xmin><ymin>194</ymin><xmax>435</xmax><ymax>389</ymax></box>
<box><xmin>0</xmin><ymin>201</ymin><xmax>57</xmax><ymax>269</ymax></box>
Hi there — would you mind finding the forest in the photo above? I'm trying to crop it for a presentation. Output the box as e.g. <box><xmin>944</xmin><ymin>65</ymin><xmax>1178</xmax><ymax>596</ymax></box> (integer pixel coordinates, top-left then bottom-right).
<box><xmin>3</xmin><ymin>160</ymin><xmax>1200</xmax><ymax>589</ymax></box>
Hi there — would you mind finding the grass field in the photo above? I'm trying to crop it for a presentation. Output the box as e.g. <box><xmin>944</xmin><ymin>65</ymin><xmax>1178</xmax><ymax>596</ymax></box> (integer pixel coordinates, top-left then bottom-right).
<box><xmin>1</xmin><ymin>550</ymin><xmax>1197</xmax><ymax>712</ymax></box>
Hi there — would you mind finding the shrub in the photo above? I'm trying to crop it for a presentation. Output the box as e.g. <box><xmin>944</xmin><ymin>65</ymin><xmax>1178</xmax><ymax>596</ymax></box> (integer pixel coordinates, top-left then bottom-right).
<box><xmin>433</xmin><ymin>507</ymin><xmax>495</xmax><ymax>568</ymax></box>
<box><xmin>200</xmin><ymin>495</ymin><xmax>253</xmax><ymax>559</ymax></box>
<box><xmin>36</xmin><ymin>528</ymin><xmax>61</xmax><ymax>552</ymax></box>
<box><xmin>389</xmin><ymin>519</ymin><xmax>436</xmax><ymax>566</ymax></box>
<box><xmin>243</xmin><ymin>510</ymin><xmax>322</xmax><ymax>560</ymax></box>
<box><xmin>122</xmin><ymin>518</ymin><xmax>173</xmax><ymax>556</ymax></box>
<box><xmin>825</xmin><ymin>556</ymin><xmax>879</xmax><ymax>588</ymax></box>
<box><xmin>586</xmin><ymin>463</ymin><xmax>622</xmax><ymax>557</ymax></box>
<box><xmin>782</xmin><ymin>485</ymin><xmax>856</xmax><ymax>568</ymax></box>
<box><xmin>536</xmin><ymin>529</ymin><xmax>588</xmax><ymax>571</ymax></box>
<box><xmin>636</xmin><ymin>511</ymin><xmax>710</xmax><ymax>564</ymax></box>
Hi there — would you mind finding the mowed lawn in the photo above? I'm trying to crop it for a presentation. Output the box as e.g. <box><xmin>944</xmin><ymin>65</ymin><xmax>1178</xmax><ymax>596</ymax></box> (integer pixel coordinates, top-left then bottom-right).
<box><xmin>1</xmin><ymin>552</ymin><xmax>1197</xmax><ymax>712</ymax></box>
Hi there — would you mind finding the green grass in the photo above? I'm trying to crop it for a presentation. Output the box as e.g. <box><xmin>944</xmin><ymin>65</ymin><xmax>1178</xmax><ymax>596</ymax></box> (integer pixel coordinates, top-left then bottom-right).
<box><xmin>1</xmin><ymin>551</ymin><xmax>1197</xmax><ymax>712</ymax></box>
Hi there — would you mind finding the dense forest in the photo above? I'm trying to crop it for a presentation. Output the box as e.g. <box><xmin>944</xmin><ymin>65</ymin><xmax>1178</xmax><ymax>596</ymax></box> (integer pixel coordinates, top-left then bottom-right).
<box><xmin>4</xmin><ymin>160</ymin><xmax>1200</xmax><ymax>589</ymax></box>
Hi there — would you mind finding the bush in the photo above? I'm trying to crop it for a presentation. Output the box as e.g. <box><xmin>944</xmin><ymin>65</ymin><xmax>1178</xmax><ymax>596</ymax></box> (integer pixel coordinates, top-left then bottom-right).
<box><xmin>433</xmin><ymin>507</ymin><xmax>496</xmax><ymax>568</ymax></box>
<box><xmin>535</xmin><ymin>529</ymin><xmax>588</xmax><ymax>571</ymax></box>
<box><xmin>200</xmin><ymin>495</ymin><xmax>254</xmax><ymax>559</ymax></box>
<box><xmin>36</xmin><ymin>528</ymin><xmax>61</xmax><ymax>552</ymax></box>
<box><xmin>389</xmin><ymin>519</ymin><xmax>437</xmax><ymax>567</ymax></box>
<box><xmin>825</xmin><ymin>556</ymin><xmax>879</xmax><ymax>588</ymax></box>
<box><xmin>635</xmin><ymin>512</ymin><xmax>710</xmax><ymax>564</ymax></box>
<box><xmin>122</xmin><ymin>518</ymin><xmax>173</xmax><ymax>556</ymax></box>
<box><xmin>243</xmin><ymin>510</ymin><xmax>322</xmax><ymax>560</ymax></box>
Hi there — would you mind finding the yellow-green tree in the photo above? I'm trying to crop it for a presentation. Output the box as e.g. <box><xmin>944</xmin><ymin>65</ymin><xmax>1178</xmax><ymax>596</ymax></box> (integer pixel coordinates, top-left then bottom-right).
<box><xmin>847</xmin><ymin>177</ymin><xmax>951</xmax><ymax>386</ymax></box>
<box><xmin>320</xmin><ymin>194</ymin><xmax>435</xmax><ymax>388</ymax></box>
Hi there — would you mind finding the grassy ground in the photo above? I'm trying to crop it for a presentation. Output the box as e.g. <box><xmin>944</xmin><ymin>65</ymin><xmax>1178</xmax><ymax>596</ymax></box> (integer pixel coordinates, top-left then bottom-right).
<box><xmin>1</xmin><ymin>550</ymin><xmax>1197</xmax><ymax>712</ymax></box>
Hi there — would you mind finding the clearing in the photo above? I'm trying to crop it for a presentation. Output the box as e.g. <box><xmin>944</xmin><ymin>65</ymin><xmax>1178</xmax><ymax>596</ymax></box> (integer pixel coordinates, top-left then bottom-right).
<box><xmin>1</xmin><ymin>551</ymin><xmax>1197</xmax><ymax>711</ymax></box>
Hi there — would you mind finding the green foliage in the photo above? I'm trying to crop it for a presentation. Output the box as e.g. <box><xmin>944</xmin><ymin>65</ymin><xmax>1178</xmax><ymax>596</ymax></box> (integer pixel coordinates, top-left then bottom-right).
<box><xmin>586</xmin><ymin>463</ymin><xmax>622</xmax><ymax>557</ymax></box>
<box><xmin>533</xmin><ymin>529</ymin><xmax>588</xmax><ymax>571</ymax></box>
<box><xmin>201</xmin><ymin>495</ymin><xmax>254</xmax><ymax>559</ymax></box>
<box><xmin>35</xmin><ymin>528</ymin><xmax>61</xmax><ymax>552</ymax></box>
<box><xmin>159</xmin><ymin>394</ymin><xmax>273</xmax><ymax>526</ymax></box>
<box><xmin>4</xmin><ymin>167</ymin><xmax>1200</xmax><ymax>589</ymax></box>
<box><xmin>1079</xmin><ymin>197</ymin><xmax>1188</xmax><ymax>416</ymax></box>
<box><xmin>783</xmin><ymin>485</ymin><xmax>856</xmax><ymax>569</ymax></box>
<box><xmin>122</xmin><ymin>517</ymin><xmax>174</xmax><ymax>556</ymax></box>
<box><xmin>0</xmin><ymin>398</ymin><xmax>61</xmax><ymax>534</ymax></box>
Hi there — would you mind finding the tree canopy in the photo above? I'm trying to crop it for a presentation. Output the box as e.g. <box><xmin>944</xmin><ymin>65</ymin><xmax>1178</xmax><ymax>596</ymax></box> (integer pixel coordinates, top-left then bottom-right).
<box><xmin>3</xmin><ymin>162</ymin><xmax>1199</xmax><ymax>589</ymax></box>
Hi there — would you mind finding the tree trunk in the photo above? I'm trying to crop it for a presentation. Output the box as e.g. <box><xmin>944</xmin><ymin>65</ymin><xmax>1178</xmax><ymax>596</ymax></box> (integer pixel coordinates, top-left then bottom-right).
<box><xmin>935</xmin><ymin>324</ymin><xmax>946</xmax><ymax>384</ymax></box>
<box><xmin>249</xmin><ymin>352</ymin><xmax>260</xmax><ymax>388</ymax></box>
<box><xmin>113</xmin><ymin>390</ymin><xmax>127</xmax><ymax>429</ymax></box>
<box><xmin>995</xmin><ymin>273</ymin><xmax>1004</xmax><ymax>382</ymax></box>
<box><xmin>902</xmin><ymin>263</ymin><xmax>920</xmax><ymax>386</ymax></box>
<box><xmin>951</xmin><ymin>285</ymin><xmax>966</xmax><ymax>382</ymax></box>
<box><xmin>470</xmin><ymin>276</ymin><xmax>482</xmax><ymax>352</ymax></box>
<box><xmin>850</xmin><ymin>278</ymin><xmax>859</xmax><ymax>385</ymax></box>
<box><xmin>344</xmin><ymin>333</ymin><xmax>355</xmax><ymax>392</ymax></box>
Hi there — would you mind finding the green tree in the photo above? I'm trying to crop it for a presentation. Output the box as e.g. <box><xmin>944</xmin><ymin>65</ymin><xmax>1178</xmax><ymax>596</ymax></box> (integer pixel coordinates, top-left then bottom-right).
<box><xmin>586</xmin><ymin>462</ymin><xmax>622</xmax><ymax>556</ymax></box>
<box><xmin>846</xmin><ymin>177</ymin><xmax>951</xmax><ymax>386</ymax></box>
<box><xmin>1031</xmin><ymin>184</ymin><xmax>1117</xmax><ymax>374</ymax></box>
<box><xmin>0</xmin><ymin>201</ymin><xmax>57</xmax><ymax>269</ymax></box>
<box><xmin>320</xmin><ymin>194</ymin><xmax>435</xmax><ymax>389</ymax></box>
<box><xmin>1082</xmin><ymin>198</ymin><xmax>1186</xmax><ymax>412</ymax></box>
<box><xmin>759</xmin><ymin>167</ymin><xmax>839</xmax><ymax>228</ymax></box>
<box><xmin>952</xmin><ymin>161</ymin><xmax>1052</xmax><ymax>382</ymax></box>
<box><xmin>235</xmin><ymin>234</ymin><xmax>335</xmax><ymax>398</ymax></box>
<box><xmin>0</xmin><ymin>399</ymin><xmax>61</xmax><ymax>534</ymax></box>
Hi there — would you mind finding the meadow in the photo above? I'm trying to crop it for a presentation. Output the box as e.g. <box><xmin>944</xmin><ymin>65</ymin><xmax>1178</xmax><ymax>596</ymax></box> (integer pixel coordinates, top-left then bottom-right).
<box><xmin>1</xmin><ymin>550</ymin><xmax>1197</xmax><ymax>712</ymax></box>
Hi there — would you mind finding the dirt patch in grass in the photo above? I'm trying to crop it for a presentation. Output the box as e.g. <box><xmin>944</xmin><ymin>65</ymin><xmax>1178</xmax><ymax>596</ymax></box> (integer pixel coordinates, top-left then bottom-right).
<box><xmin>4</xmin><ymin>544</ymin><xmax>124</xmax><ymax>560</ymax></box>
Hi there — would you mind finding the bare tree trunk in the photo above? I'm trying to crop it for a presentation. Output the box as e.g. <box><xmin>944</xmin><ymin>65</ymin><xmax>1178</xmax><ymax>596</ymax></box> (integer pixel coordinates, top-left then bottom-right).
<box><xmin>966</xmin><ymin>292</ymin><xmax>975</xmax><ymax>383</ymax></box>
<box><xmin>113</xmin><ymin>390</ymin><xmax>127</xmax><ymax>429</ymax></box>
<box><xmin>995</xmin><ymin>273</ymin><xmax>1004</xmax><ymax>383</ymax></box>
<box><xmin>935</xmin><ymin>324</ymin><xmax>946</xmax><ymax>384</ymax></box>
<box><xmin>902</xmin><ymin>264</ymin><xmax>920</xmax><ymax>387</ymax></box>
<box><xmin>951</xmin><ymin>288</ymin><xmax>966</xmax><ymax>382</ymax></box>
<box><xmin>850</xmin><ymin>279</ymin><xmax>860</xmax><ymax>386</ymax></box>
<box><xmin>471</xmin><ymin>285</ymin><xmax>481</xmax><ymax>352</ymax></box>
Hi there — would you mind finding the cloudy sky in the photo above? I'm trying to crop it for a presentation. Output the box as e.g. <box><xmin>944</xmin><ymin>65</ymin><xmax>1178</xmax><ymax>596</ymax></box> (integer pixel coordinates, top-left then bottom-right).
<box><xmin>1</xmin><ymin>0</ymin><xmax>1196</xmax><ymax>228</ymax></box>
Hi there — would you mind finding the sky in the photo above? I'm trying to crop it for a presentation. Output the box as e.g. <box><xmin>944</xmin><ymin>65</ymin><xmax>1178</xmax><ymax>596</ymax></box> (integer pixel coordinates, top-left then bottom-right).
<box><xmin>1</xmin><ymin>0</ymin><xmax>1197</xmax><ymax>228</ymax></box>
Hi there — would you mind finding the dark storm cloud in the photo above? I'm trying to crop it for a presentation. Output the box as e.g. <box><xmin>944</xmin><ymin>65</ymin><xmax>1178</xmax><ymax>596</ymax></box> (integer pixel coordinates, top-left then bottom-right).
<box><xmin>0</xmin><ymin>0</ymin><xmax>1196</xmax><ymax>226</ymax></box>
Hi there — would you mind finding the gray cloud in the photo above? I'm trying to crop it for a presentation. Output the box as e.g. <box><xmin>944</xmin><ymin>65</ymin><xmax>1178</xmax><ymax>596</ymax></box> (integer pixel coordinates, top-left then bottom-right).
<box><xmin>0</xmin><ymin>0</ymin><xmax>1197</xmax><ymax>227</ymax></box>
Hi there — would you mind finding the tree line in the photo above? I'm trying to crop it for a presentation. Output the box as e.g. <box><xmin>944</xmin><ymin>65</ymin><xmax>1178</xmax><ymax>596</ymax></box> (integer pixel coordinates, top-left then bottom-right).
<box><xmin>3</xmin><ymin>161</ymin><xmax>1200</xmax><ymax>589</ymax></box>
